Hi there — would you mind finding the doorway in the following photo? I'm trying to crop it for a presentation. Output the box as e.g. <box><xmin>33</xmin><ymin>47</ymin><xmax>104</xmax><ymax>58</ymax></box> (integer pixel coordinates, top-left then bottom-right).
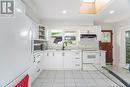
<box><xmin>126</xmin><ymin>31</ymin><xmax>130</xmax><ymax>67</ymax></box>
<box><xmin>100</xmin><ymin>30</ymin><xmax>113</xmax><ymax>64</ymax></box>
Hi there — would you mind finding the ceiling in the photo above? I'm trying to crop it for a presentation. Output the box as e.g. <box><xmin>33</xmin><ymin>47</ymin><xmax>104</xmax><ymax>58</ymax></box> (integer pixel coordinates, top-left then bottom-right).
<box><xmin>29</xmin><ymin>0</ymin><xmax>130</xmax><ymax>25</ymax></box>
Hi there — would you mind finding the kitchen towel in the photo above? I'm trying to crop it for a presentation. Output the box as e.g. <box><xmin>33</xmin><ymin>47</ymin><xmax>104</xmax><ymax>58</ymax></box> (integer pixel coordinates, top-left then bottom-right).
<box><xmin>15</xmin><ymin>74</ymin><xmax>29</xmax><ymax>87</ymax></box>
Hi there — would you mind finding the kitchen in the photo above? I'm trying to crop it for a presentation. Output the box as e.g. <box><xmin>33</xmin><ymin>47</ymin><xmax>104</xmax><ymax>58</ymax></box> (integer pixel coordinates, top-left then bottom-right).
<box><xmin>0</xmin><ymin>0</ymin><xmax>130</xmax><ymax>87</ymax></box>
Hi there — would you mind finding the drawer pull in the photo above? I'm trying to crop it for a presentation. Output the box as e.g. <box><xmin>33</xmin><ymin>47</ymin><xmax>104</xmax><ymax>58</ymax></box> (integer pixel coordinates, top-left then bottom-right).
<box><xmin>75</xmin><ymin>57</ymin><xmax>80</xmax><ymax>59</ymax></box>
<box><xmin>47</xmin><ymin>53</ymin><xmax>49</xmax><ymax>56</ymax></box>
<box><xmin>75</xmin><ymin>64</ymin><xmax>80</xmax><ymax>66</ymax></box>
<box><xmin>37</xmin><ymin>69</ymin><xmax>40</xmax><ymax>72</ymax></box>
<box><xmin>53</xmin><ymin>52</ymin><xmax>54</xmax><ymax>56</ymax></box>
<box><xmin>37</xmin><ymin>61</ymin><xmax>40</xmax><ymax>64</ymax></box>
<box><xmin>75</xmin><ymin>52</ymin><xmax>79</xmax><ymax>54</ymax></box>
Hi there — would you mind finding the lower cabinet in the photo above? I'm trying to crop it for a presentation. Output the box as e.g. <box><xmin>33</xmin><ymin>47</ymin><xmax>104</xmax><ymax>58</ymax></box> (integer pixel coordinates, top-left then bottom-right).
<box><xmin>54</xmin><ymin>51</ymin><xmax>64</xmax><ymax>70</ymax></box>
<box><xmin>29</xmin><ymin>60</ymin><xmax>42</xmax><ymax>83</ymax></box>
<box><xmin>72</xmin><ymin>51</ymin><xmax>82</xmax><ymax>70</ymax></box>
<box><xmin>41</xmin><ymin>50</ymin><xmax>81</xmax><ymax>70</ymax></box>
<box><xmin>63</xmin><ymin>51</ymin><xmax>73</xmax><ymax>70</ymax></box>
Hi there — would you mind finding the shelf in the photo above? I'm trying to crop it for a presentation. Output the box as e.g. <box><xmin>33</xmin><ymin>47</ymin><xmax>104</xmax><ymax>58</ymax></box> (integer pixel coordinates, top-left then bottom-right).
<box><xmin>38</xmin><ymin>25</ymin><xmax>46</xmax><ymax>40</ymax></box>
<box><xmin>34</xmin><ymin>39</ymin><xmax>47</xmax><ymax>42</ymax></box>
<box><xmin>39</xmin><ymin>35</ymin><xmax>45</xmax><ymax>37</ymax></box>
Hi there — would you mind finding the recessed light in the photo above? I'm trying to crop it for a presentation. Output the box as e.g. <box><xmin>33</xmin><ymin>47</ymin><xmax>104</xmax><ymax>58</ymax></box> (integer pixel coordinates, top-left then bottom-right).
<box><xmin>62</xmin><ymin>10</ymin><xmax>67</xmax><ymax>14</ymax></box>
<box><xmin>16</xmin><ymin>8</ymin><xmax>22</xmax><ymax>13</ymax></box>
<box><xmin>109</xmin><ymin>10</ymin><xmax>115</xmax><ymax>14</ymax></box>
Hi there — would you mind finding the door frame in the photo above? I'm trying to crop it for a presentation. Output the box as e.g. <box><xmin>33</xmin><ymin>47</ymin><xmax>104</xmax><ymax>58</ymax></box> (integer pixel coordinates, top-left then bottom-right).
<box><xmin>101</xmin><ymin>30</ymin><xmax>113</xmax><ymax>64</ymax></box>
<box><xmin>120</xmin><ymin>26</ymin><xmax>130</xmax><ymax>69</ymax></box>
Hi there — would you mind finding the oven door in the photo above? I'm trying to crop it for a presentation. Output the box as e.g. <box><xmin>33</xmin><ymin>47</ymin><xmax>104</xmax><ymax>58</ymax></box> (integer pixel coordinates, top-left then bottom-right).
<box><xmin>83</xmin><ymin>51</ymin><xmax>99</xmax><ymax>63</ymax></box>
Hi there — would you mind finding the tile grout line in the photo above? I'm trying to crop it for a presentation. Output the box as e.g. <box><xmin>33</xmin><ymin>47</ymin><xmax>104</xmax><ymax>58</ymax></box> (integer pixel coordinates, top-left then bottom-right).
<box><xmin>52</xmin><ymin>70</ymin><xmax>57</xmax><ymax>87</ymax></box>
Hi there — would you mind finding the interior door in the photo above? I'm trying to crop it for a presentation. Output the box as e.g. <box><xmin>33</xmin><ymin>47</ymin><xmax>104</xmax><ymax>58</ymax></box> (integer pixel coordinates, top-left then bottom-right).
<box><xmin>100</xmin><ymin>30</ymin><xmax>113</xmax><ymax>64</ymax></box>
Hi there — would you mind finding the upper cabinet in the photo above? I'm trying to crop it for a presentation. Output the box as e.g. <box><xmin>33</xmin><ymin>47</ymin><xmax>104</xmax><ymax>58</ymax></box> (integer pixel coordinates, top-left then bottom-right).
<box><xmin>80</xmin><ymin>26</ymin><xmax>101</xmax><ymax>41</ymax></box>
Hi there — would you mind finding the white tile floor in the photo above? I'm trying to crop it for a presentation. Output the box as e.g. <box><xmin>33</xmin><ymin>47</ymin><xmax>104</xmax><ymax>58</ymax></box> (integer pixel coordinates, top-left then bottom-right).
<box><xmin>106</xmin><ymin>65</ymin><xmax>130</xmax><ymax>85</ymax></box>
<box><xmin>32</xmin><ymin>70</ymin><xmax>125</xmax><ymax>87</ymax></box>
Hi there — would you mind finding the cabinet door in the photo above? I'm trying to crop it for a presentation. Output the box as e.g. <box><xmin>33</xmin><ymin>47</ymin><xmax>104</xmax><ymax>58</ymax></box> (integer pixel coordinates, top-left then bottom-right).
<box><xmin>63</xmin><ymin>51</ymin><xmax>73</xmax><ymax>70</ymax></box>
<box><xmin>41</xmin><ymin>51</ymin><xmax>49</xmax><ymax>70</ymax></box>
<box><xmin>54</xmin><ymin>51</ymin><xmax>63</xmax><ymax>70</ymax></box>
<box><xmin>48</xmin><ymin>52</ymin><xmax>55</xmax><ymax>70</ymax></box>
<box><xmin>89</xmin><ymin>26</ymin><xmax>101</xmax><ymax>41</ymax></box>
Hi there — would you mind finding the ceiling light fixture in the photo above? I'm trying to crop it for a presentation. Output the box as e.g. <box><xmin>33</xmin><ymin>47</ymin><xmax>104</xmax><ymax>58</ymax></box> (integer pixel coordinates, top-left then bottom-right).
<box><xmin>62</xmin><ymin>10</ymin><xmax>67</xmax><ymax>14</ymax></box>
<box><xmin>83</xmin><ymin>0</ymin><xmax>95</xmax><ymax>2</ymax></box>
<box><xmin>109</xmin><ymin>10</ymin><xmax>115</xmax><ymax>14</ymax></box>
<box><xmin>16</xmin><ymin>8</ymin><xmax>22</xmax><ymax>13</ymax></box>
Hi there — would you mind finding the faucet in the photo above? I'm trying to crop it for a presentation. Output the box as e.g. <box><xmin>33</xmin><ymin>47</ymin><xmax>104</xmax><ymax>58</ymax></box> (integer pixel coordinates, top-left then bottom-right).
<box><xmin>62</xmin><ymin>42</ymin><xmax>67</xmax><ymax>50</ymax></box>
<box><xmin>62</xmin><ymin>42</ymin><xmax>65</xmax><ymax>50</ymax></box>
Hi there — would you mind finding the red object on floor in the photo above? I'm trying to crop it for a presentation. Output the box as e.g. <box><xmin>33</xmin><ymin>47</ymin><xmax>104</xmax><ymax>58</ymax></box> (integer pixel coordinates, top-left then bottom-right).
<box><xmin>15</xmin><ymin>74</ymin><xmax>29</xmax><ymax>87</ymax></box>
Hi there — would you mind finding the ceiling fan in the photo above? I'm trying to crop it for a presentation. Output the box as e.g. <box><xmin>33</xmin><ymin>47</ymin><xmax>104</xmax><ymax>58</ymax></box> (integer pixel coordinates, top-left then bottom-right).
<box><xmin>80</xmin><ymin>0</ymin><xmax>111</xmax><ymax>14</ymax></box>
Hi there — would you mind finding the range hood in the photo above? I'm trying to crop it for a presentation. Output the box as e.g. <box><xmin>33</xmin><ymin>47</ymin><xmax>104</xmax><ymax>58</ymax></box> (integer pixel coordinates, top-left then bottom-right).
<box><xmin>80</xmin><ymin>34</ymin><xmax>97</xmax><ymax>38</ymax></box>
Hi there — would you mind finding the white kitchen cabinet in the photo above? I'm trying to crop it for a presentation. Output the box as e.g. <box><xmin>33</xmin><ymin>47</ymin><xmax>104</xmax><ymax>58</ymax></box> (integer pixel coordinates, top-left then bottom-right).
<box><xmin>72</xmin><ymin>51</ymin><xmax>82</xmax><ymax>70</ymax></box>
<box><xmin>41</xmin><ymin>50</ymin><xmax>82</xmax><ymax>70</ymax></box>
<box><xmin>41</xmin><ymin>51</ymin><xmax>63</xmax><ymax>70</ymax></box>
<box><xmin>54</xmin><ymin>51</ymin><xmax>63</xmax><ymax>70</ymax></box>
<box><xmin>41</xmin><ymin>51</ymin><xmax>49</xmax><ymax>70</ymax></box>
<box><xmin>48</xmin><ymin>51</ymin><xmax>55</xmax><ymax>70</ymax></box>
<box><xmin>29</xmin><ymin>53</ymin><xmax>42</xmax><ymax>83</ymax></box>
<box><xmin>63</xmin><ymin>51</ymin><xmax>73</xmax><ymax>70</ymax></box>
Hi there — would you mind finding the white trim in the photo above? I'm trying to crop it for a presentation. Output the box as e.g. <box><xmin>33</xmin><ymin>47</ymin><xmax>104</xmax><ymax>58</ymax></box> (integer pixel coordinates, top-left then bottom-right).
<box><xmin>120</xmin><ymin>26</ymin><xmax>130</xmax><ymax>69</ymax></box>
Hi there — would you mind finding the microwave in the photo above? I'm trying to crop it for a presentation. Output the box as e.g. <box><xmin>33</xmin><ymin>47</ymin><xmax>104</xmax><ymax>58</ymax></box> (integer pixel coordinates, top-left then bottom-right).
<box><xmin>34</xmin><ymin>44</ymin><xmax>43</xmax><ymax>51</ymax></box>
<box><xmin>34</xmin><ymin>40</ymin><xmax>47</xmax><ymax>51</ymax></box>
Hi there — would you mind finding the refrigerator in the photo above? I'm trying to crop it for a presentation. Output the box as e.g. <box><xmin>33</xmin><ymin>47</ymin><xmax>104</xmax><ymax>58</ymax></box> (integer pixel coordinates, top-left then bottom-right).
<box><xmin>0</xmin><ymin>1</ymin><xmax>34</xmax><ymax>86</ymax></box>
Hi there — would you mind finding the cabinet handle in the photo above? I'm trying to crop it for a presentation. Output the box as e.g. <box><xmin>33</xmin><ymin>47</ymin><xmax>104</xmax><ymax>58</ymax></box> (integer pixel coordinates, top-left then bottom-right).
<box><xmin>62</xmin><ymin>52</ymin><xmax>64</xmax><ymax>56</ymax></box>
<box><xmin>75</xmin><ymin>57</ymin><xmax>80</xmax><ymax>59</ymax></box>
<box><xmin>75</xmin><ymin>64</ymin><xmax>80</xmax><ymax>66</ymax></box>
<box><xmin>75</xmin><ymin>52</ymin><xmax>79</xmax><ymax>54</ymax></box>
<box><xmin>37</xmin><ymin>69</ymin><xmax>40</xmax><ymax>72</ymax></box>
<box><xmin>53</xmin><ymin>52</ymin><xmax>54</xmax><ymax>56</ymax></box>
<box><xmin>47</xmin><ymin>53</ymin><xmax>49</xmax><ymax>56</ymax></box>
<box><xmin>37</xmin><ymin>61</ymin><xmax>40</xmax><ymax>64</ymax></box>
<box><xmin>34</xmin><ymin>57</ymin><xmax>35</xmax><ymax>62</ymax></box>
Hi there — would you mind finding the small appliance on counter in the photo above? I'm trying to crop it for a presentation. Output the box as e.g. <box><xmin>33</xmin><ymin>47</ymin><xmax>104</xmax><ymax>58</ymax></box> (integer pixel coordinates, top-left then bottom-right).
<box><xmin>34</xmin><ymin>39</ymin><xmax>48</xmax><ymax>51</ymax></box>
<box><xmin>33</xmin><ymin>39</ymin><xmax>48</xmax><ymax>62</ymax></box>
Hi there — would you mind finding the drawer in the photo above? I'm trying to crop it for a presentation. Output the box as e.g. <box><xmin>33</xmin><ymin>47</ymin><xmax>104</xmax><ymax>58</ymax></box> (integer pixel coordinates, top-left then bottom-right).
<box><xmin>74</xmin><ymin>60</ymin><xmax>81</xmax><ymax>63</ymax></box>
<box><xmin>74</xmin><ymin>52</ymin><xmax>81</xmax><ymax>56</ymax></box>
<box><xmin>75</xmin><ymin>57</ymin><xmax>81</xmax><ymax>59</ymax></box>
<box><xmin>73</xmin><ymin>64</ymin><xmax>81</xmax><ymax>70</ymax></box>
<box><xmin>74</xmin><ymin>64</ymin><xmax>81</xmax><ymax>67</ymax></box>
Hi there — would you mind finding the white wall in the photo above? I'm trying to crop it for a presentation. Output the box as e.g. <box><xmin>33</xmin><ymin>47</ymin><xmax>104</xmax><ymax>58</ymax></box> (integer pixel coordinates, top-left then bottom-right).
<box><xmin>101</xmin><ymin>24</ymin><xmax>114</xmax><ymax>30</ymax></box>
<box><xmin>113</xmin><ymin>17</ymin><xmax>130</xmax><ymax>67</ymax></box>
<box><xmin>21</xmin><ymin>0</ymin><xmax>41</xmax><ymax>23</ymax></box>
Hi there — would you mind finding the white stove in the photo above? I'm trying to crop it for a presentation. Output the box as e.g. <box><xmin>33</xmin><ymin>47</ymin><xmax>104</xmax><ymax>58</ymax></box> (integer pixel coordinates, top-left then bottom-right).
<box><xmin>82</xmin><ymin>50</ymin><xmax>100</xmax><ymax>70</ymax></box>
